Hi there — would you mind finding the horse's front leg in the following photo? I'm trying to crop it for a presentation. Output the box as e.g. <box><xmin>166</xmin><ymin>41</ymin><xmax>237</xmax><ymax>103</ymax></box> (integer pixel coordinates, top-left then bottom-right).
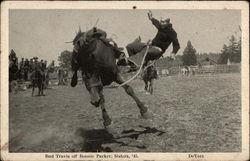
<box><xmin>115</xmin><ymin>73</ymin><xmax>150</xmax><ymax>118</ymax></box>
<box><xmin>99</xmin><ymin>88</ymin><xmax>112</xmax><ymax>127</ymax></box>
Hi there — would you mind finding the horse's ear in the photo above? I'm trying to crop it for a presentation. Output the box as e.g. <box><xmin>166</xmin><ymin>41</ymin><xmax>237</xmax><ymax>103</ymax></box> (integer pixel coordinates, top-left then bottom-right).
<box><xmin>138</xmin><ymin>36</ymin><xmax>141</xmax><ymax>41</ymax></box>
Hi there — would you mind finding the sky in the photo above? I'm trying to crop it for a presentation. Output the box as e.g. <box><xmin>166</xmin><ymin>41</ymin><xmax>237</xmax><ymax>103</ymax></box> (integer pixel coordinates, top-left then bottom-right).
<box><xmin>9</xmin><ymin>9</ymin><xmax>241</xmax><ymax>64</ymax></box>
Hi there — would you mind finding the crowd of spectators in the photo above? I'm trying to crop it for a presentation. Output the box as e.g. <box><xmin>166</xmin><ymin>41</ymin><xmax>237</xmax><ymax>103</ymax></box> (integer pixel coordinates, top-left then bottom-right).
<box><xmin>9</xmin><ymin>49</ymin><xmax>55</xmax><ymax>81</ymax></box>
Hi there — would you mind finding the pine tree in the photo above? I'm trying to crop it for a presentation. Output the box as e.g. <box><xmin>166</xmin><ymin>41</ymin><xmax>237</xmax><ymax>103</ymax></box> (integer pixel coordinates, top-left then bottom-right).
<box><xmin>182</xmin><ymin>40</ymin><xmax>197</xmax><ymax>66</ymax></box>
<box><xmin>218</xmin><ymin>35</ymin><xmax>241</xmax><ymax>64</ymax></box>
<box><xmin>218</xmin><ymin>44</ymin><xmax>229</xmax><ymax>64</ymax></box>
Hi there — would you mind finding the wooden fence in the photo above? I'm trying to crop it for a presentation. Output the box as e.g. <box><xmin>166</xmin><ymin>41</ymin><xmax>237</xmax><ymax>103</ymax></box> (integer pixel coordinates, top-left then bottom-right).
<box><xmin>45</xmin><ymin>64</ymin><xmax>241</xmax><ymax>82</ymax></box>
<box><xmin>157</xmin><ymin>64</ymin><xmax>241</xmax><ymax>76</ymax></box>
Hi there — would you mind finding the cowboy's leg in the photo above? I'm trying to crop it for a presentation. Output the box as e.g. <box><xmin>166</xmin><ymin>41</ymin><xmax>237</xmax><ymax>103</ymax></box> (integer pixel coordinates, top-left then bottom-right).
<box><xmin>126</xmin><ymin>44</ymin><xmax>136</xmax><ymax>57</ymax></box>
<box><xmin>145</xmin><ymin>46</ymin><xmax>163</xmax><ymax>62</ymax></box>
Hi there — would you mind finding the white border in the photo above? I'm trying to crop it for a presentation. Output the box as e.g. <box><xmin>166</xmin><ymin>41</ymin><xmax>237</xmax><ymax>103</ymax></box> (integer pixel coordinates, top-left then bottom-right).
<box><xmin>1</xmin><ymin>1</ymin><xmax>249</xmax><ymax>161</ymax></box>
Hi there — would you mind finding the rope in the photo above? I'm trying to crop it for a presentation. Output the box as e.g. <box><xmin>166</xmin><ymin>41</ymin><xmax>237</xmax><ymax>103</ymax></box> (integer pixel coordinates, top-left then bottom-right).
<box><xmin>94</xmin><ymin>18</ymin><xmax>99</xmax><ymax>27</ymax></box>
<box><xmin>117</xmin><ymin>42</ymin><xmax>151</xmax><ymax>88</ymax></box>
<box><xmin>143</xmin><ymin>60</ymin><xmax>156</xmax><ymax>71</ymax></box>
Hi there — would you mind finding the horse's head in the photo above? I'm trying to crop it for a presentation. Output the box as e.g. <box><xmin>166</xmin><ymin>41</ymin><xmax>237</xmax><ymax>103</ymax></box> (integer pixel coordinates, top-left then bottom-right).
<box><xmin>71</xmin><ymin>29</ymin><xmax>104</xmax><ymax>107</ymax></box>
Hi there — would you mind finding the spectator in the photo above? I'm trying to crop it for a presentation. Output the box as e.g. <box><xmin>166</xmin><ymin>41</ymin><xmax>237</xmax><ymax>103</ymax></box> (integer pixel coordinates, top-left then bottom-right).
<box><xmin>29</xmin><ymin>58</ymin><xmax>34</xmax><ymax>72</ymax></box>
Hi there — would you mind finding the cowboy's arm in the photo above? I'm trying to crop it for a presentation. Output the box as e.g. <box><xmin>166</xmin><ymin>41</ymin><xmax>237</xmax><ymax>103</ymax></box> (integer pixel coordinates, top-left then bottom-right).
<box><xmin>172</xmin><ymin>37</ymin><xmax>180</xmax><ymax>54</ymax></box>
<box><xmin>148</xmin><ymin>11</ymin><xmax>161</xmax><ymax>29</ymax></box>
<box><xmin>167</xmin><ymin>27</ymin><xmax>180</xmax><ymax>54</ymax></box>
<box><xmin>151</xmin><ymin>18</ymin><xmax>161</xmax><ymax>29</ymax></box>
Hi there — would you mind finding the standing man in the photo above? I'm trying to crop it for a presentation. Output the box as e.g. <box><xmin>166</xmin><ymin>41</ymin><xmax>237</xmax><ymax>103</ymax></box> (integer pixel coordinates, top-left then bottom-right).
<box><xmin>18</xmin><ymin>58</ymin><xmax>25</xmax><ymax>80</ymax></box>
<box><xmin>44</xmin><ymin>60</ymin><xmax>47</xmax><ymax>69</ymax></box>
<box><xmin>29</xmin><ymin>58</ymin><xmax>34</xmax><ymax>72</ymax></box>
<box><xmin>23</xmin><ymin>58</ymin><xmax>29</xmax><ymax>81</ymax></box>
<box><xmin>40</xmin><ymin>60</ymin><xmax>44</xmax><ymax>71</ymax></box>
<box><xmin>147</xmin><ymin>10</ymin><xmax>180</xmax><ymax>60</ymax></box>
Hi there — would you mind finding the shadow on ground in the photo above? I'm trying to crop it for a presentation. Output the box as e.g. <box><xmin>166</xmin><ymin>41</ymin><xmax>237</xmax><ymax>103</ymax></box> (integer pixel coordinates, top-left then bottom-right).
<box><xmin>75</xmin><ymin>125</ymin><xmax>165</xmax><ymax>152</ymax></box>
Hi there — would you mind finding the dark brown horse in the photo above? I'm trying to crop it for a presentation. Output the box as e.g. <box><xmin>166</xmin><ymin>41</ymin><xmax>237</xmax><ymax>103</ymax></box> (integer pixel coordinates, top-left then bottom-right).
<box><xmin>30</xmin><ymin>69</ymin><xmax>45</xmax><ymax>96</ymax></box>
<box><xmin>71</xmin><ymin>30</ymin><xmax>150</xmax><ymax>127</ymax></box>
<box><xmin>142</xmin><ymin>61</ymin><xmax>158</xmax><ymax>95</ymax></box>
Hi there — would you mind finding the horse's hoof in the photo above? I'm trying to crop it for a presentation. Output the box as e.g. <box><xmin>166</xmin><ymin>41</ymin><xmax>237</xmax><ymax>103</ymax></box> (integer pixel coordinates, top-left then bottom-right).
<box><xmin>141</xmin><ymin>110</ymin><xmax>152</xmax><ymax>119</ymax></box>
<box><xmin>139</xmin><ymin>105</ymin><xmax>151</xmax><ymax>119</ymax></box>
<box><xmin>104</xmin><ymin>124</ymin><xmax>119</xmax><ymax>137</ymax></box>
<box><xmin>103</xmin><ymin>119</ymin><xmax>112</xmax><ymax>127</ymax></box>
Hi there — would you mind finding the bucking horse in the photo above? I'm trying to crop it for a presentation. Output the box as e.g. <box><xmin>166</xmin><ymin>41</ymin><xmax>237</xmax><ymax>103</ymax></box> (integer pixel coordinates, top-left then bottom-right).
<box><xmin>70</xmin><ymin>29</ymin><xmax>153</xmax><ymax>127</ymax></box>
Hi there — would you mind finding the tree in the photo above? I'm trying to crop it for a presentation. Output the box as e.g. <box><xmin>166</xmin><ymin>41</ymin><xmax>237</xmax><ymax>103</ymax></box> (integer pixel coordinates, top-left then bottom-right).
<box><xmin>182</xmin><ymin>40</ymin><xmax>197</xmax><ymax>66</ymax></box>
<box><xmin>58</xmin><ymin>50</ymin><xmax>72</xmax><ymax>69</ymax></box>
<box><xmin>218</xmin><ymin>44</ymin><xmax>229</xmax><ymax>64</ymax></box>
<box><xmin>218</xmin><ymin>35</ymin><xmax>241</xmax><ymax>64</ymax></box>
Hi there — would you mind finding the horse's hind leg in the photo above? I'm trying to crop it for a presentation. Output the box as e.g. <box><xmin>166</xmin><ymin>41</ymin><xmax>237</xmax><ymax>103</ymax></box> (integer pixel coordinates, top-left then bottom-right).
<box><xmin>115</xmin><ymin>73</ymin><xmax>150</xmax><ymax>118</ymax></box>
<box><xmin>99</xmin><ymin>88</ymin><xmax>112</xmax><ymax>127</ymax></box>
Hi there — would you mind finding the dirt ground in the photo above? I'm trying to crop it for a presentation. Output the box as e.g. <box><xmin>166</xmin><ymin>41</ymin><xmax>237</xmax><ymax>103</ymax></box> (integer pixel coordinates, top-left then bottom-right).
<box><xmin>9</xmin><ymin>73</ymin><xmax>241</xmax><ymax>152</ymax></box>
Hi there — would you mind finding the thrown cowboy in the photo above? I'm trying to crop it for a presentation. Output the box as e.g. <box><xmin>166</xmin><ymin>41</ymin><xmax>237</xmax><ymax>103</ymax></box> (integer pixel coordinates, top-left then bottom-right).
<box><xmin>147</xmin><ymin>10</ymin><xmax>180</xmax><ymax>60</ymax></box>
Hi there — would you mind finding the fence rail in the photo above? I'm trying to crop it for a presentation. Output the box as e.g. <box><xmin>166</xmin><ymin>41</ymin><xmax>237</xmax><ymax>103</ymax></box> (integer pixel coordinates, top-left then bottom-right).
<box><xmin>43</xmin><ymin>64</ymin><xmax>241</xmax><ymax>81</ymax></box>
<box><xmin>157</xmin><ymin>64</ymin><xmax>241</xmax><ymax>76</ymax></box>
